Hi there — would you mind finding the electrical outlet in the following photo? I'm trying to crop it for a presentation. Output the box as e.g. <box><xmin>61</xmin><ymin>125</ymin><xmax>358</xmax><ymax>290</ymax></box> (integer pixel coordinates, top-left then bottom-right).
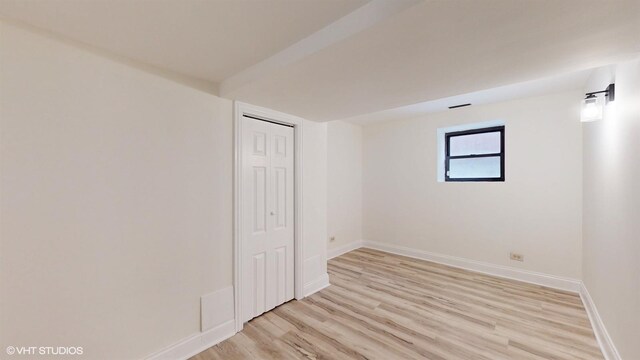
<box><xmin>510</xmin><ymin>252</ymin><xmax>524</xmax><ymax>262</ymax></box>
<box><xmin>330</xmin><ymin>236</ymin><xmax>336</xmax><ymax>242</ymax></box>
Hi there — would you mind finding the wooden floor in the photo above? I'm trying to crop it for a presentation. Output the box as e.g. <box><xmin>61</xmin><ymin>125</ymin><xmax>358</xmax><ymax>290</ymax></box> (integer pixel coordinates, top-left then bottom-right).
<box><xmin>192</xmin><ymin>248</ymin><xmax>603</xmax><ymax>360</ymax></box>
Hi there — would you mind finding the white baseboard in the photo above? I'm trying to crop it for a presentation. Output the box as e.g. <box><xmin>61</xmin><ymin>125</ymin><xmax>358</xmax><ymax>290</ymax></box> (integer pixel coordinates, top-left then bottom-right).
<box><xmin>146</xmin><ymin>319</ymin><xmax>235</xmax><ymax>360</ymax></box>
<box><xmin>327</xmin><ymin>240</ymin><xmax>364</xmax><ymax>259</ymax></box>
<box><xmin>362</xmin><ymin>241</ymin><xmax>582</xmax><ymax>293</ymax></box>
<box><xmin>303</xmin><ymin>273</ymin><xmax>330</xmax><ymax>297</ymax></box>
<box><xmin>579</xmin><ymin>283</ymin><xmax>621</xmax><ymax>360</ymax></box>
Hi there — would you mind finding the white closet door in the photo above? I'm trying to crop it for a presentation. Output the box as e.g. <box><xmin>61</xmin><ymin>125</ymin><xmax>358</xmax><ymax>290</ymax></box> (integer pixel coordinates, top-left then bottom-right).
<box><xmin>242</xmin><ymin>116</ymin><xmax>294</xmax><ymax>322</ymax></box>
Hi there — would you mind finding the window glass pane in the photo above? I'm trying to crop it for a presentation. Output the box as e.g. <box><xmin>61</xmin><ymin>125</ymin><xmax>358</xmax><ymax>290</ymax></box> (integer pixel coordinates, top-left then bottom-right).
<box><xmin>449</xmin><ymin>131</ymin><xmax>501</xmax><ymax>156</ymax></box>
<box><xmin>448</xmin><ymin>156</ymin><xmax>501</xmax><ymax>179</ymax></box>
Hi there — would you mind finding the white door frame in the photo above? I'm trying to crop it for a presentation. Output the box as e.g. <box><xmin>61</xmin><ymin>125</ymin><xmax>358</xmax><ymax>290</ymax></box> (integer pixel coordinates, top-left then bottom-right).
<box><xmin>233</xmin><ymin>101</ymin><xmax>304</xmax><ymax>332</ymax></box>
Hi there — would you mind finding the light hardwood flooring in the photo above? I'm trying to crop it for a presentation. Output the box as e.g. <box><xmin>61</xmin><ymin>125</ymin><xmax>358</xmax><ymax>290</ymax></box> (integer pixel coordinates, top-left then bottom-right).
<box><xmin>192</xmin><ymin>248</ymin><xmax>603</xmax><ymax>360</ymax></box>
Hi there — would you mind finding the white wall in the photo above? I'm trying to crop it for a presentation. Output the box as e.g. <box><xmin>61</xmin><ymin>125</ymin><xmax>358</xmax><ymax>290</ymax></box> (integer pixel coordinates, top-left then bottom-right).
<box><xmin>362</xmin><ymin>91</ymin><xmax>583</xmax><ymax>279</ymax></box>
<box><xmin>0</xmin><ymin>24</ymin><xmax>233</xmax><ymax>359</ymax></box>
<box><xmin>582</xmin><ymin>59</ymin><xmax>640</xmax><ymax>359</ymax></box>
<box><xmin>0</xmin><ymin>21</ymin><xmax>233</xmax><ymax>359</ymax></box>
<box><xmin>0</xmin><ymin>21</ymin><xmax>328</xmax><ymax>359</ymax></box>
<box><xmin>327</xmin><ymin>121</ymin><xmax>362</xmax><ymax>254</ymax></box>
<box><xmin>301</xmin><ymin>120</ymin><xmax>329</xmax><ymax>293</ymax></box>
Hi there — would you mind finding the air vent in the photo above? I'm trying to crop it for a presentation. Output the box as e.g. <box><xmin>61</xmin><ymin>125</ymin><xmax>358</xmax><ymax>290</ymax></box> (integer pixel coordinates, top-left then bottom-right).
<box><xmin>448</xmin><ymin>103</ymin><xmax>471</xmax><ymax>109</ymax></box>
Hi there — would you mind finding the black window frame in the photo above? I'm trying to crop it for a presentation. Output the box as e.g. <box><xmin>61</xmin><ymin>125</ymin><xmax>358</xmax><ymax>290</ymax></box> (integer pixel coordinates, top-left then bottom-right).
<box><xmin>445</xmin><ymin>125</ymin><xmax>505</xmax><ymax>182</ymax></box>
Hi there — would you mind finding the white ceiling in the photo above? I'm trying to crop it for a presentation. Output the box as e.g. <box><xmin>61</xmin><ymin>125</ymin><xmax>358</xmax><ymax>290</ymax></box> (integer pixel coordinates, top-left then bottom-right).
<box><xmin>223</xmin><ymin>0</ymin><xmax>640</xmax><ymax>121</ymax></box>
<box><xmin>342</xmin><ymin>68</ymin><xmax>595</xmax><ymax>125</ymax></box>
<box><xmin>1</xmin><ymin>0</ymin><xmax>639</xmax><ymax>122</ymax></box>
<box><xmin>0</xmin><ymin>0</ymin><xmax>368</xmax><ymax>83</ymax></box>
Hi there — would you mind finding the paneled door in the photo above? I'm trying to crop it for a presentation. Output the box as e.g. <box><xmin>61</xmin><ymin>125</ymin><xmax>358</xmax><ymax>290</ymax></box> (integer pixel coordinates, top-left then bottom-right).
<box><xmin>241</xmin><ymin>116</ymin><xmax>294</xmax><ymax>322</ymax></box>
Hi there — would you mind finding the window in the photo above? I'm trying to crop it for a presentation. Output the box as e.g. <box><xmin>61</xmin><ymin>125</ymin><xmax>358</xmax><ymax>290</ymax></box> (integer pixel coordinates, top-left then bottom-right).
<box><xmin>445</xmin><ymin>126</ymin><xmax>504</xmax><ymax>182</ymax></box>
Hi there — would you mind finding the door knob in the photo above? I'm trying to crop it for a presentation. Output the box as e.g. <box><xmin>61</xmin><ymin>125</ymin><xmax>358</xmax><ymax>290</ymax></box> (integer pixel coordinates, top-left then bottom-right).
<box><xmin>270</xmin><ymin>211</ymin><xmax>275</xmax><ymax>216</ymax></box>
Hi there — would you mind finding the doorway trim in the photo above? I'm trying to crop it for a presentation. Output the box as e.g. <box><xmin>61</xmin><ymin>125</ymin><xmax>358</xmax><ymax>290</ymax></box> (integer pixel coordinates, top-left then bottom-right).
<box><xmin>233</xmin><ymin>101</ymin><xmax>304</xmax><ymax>332</ymax></box>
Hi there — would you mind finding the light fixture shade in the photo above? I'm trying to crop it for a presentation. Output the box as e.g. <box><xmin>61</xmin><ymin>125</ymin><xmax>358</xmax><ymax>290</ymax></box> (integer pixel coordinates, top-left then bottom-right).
<box><xmin>581</xmin><ymin>95</ymin><xmax>604</xmax><ymax>122</ymax></box>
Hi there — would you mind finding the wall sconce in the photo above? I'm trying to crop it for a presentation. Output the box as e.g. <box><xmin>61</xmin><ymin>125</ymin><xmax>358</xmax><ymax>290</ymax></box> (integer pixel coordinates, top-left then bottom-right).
<box><xmin>581</xmin><ymin>83</ymin><xmax>615</xmax><ymax>122</ymax></box>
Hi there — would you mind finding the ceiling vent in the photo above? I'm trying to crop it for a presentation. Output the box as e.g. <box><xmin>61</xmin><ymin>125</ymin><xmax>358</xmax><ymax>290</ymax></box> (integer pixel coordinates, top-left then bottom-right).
<box><xmin>448</xmin><ymin>103</ymin><xmax>471</xmax><ymax>109</ymax></box>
